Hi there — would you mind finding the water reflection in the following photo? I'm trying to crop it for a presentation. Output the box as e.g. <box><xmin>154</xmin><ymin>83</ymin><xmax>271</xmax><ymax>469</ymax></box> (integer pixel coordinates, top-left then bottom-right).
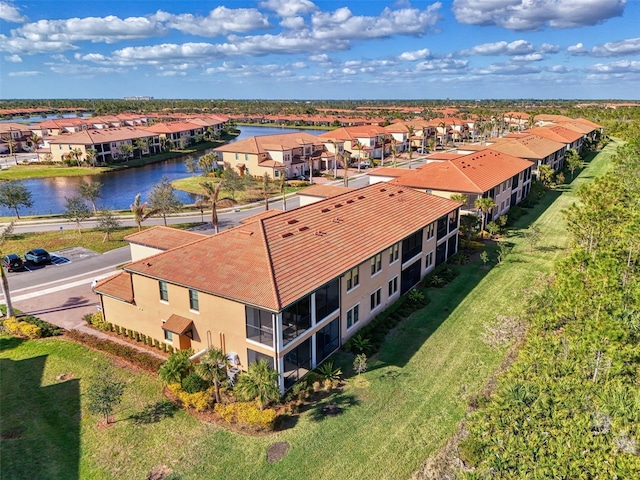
<box><xmin>1</xmin><ymin>126</ymin><xmax>319</xmax><ymax>216</ymax></box>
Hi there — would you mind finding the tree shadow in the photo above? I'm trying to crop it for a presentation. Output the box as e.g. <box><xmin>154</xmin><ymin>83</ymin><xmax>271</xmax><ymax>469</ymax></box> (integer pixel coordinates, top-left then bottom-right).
<box><xmin>0</xmin><ymin>355</ymin><xmax>80</xmax><ymax>479</ymax></box>
<box><xmin>308</xmin><ymin>392</ymin><xmax>360</xmax><ymax>423</ymax></box>
<box><xmin>0</xmin><ymin>335</ymin><xmax>24</xmax><ymax>352</ymax></box>
<box><xmin>128</xmin><ymin>400</ymin><xmax>179</xmax><ymax>425</ymax></box>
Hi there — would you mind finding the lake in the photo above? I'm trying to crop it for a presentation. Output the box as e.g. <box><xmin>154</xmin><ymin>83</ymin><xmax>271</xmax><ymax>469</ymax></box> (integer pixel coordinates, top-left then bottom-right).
<box><xmin>0</xmin><ymin>126</ymin><xmax>320</xmax><ymax>216</ymax></box>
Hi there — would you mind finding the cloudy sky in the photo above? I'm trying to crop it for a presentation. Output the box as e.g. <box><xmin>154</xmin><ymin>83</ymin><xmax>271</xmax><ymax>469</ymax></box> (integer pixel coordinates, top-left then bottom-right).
<box><xmin>1</xmin><ymin>0</ymin><xmax>638</xmax><ymax>100</ymax></box>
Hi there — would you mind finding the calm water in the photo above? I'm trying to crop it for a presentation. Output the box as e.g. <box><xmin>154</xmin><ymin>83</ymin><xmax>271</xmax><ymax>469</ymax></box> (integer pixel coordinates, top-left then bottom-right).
<box><xmin>1</xmin><ymin>125</ymin><xmax>319</xmax><ymax>216</ymax></box>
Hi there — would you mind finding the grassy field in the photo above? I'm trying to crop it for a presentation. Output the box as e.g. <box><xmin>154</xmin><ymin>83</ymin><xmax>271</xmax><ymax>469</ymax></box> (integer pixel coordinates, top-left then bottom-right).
<box><xmin>0</xmin><ymin>143</ymin><xmax>617</xmax><ymax>479</ymax></box>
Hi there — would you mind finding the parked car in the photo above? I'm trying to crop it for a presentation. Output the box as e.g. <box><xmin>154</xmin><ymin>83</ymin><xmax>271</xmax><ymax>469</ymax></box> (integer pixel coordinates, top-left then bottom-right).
<box><xmin>2</xmin><ymin>254</ymin><xmax>24</xmax><ymax>272</ymax></box>
<box><xmin>25</xmin><ymin>248</ymin><xmax>51</xmax><ymax>265</ymax></box>
<box><xmin>357</xmin><ymin>160</ymin><xmax>371</xmax><ymax>169</ymax></box>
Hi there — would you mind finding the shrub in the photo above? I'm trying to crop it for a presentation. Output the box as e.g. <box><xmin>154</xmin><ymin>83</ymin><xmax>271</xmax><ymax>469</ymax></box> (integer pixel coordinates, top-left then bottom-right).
<box><xmin>64</xmin><ymin>329</ymin><xmax>164</xmax><ymax>373</ymax></box>
<box><xmin>1</xmin><ymin>317</ymin><xmax>42</xmax><ymax>339</ymax></box>
<box><xmin>154</xmin><ymin>339</ymin><xmax>160</xmax><ymax>348</ymax></box>
<box><xmin>114</xmin><ymin>325</ymin><xmax>121</xmax><ymax>335</ymax></box>
<box><xmin>214</xmin><ymin>402</ymin><xmax>276</xmax><ymax>431</ymax></box>
<box><xmin>85</xmin><ymin>311</ymin><xmax>108</xmax><ymax>331</ymax></box>
<box><xmin>316</xmin><ymin>361</ymin><xmax>342</xmax><ymax>382</ymax></box>
<box><xmin>181</xmin><ymin>372</ymin><xmax>207</xmax><ymax>394</ymax></box>
<box><xmin>167</xmin><ymin>383</ymin><xmax>213</xmax><ymax>411</ymax></box>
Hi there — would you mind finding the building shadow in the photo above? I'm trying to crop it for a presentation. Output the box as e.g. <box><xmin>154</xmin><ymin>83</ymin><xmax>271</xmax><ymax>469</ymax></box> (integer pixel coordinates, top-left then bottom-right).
<box><xmin>0</xmin><ymin>355</ymin><xmax>80</xmax><ymax>479</ymax></box>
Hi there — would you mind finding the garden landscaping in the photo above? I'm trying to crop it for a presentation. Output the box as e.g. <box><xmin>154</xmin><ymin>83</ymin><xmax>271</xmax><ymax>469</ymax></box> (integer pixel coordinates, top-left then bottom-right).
<box><xmin>0</xmin><ymin>141</ymin><xmax>620</xmax><ymax>479</ymax></box>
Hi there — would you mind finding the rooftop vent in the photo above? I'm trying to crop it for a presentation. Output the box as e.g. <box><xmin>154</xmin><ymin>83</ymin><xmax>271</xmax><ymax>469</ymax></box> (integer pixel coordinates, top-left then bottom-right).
<box><xmin>357</xmin><ymin>195</ymin><xmax>365</xmax><ymax>200</ymax></box>
<box><xmin>315</xmin><ymin>230</ymin><xmax>327</xmax><ymax>237</ymax></box>
<box><xmin>298</xmin><ymin>226</ymin><xmax>309</xmax><ymax>232</ymax></box>
<box><xmin>334</xmin><ymin>203</ymin><xmax>343</xmax><ymax>208</ymax></box>
<box><xmin>281</xmin><ymin>232</ymin><xmax>293</xmax><ymax>238</ymax></box>
<box><xmin>380</xmin><ymin>188</ymin><xmax>387</xmax><ymax>192</ymax></box>
<box><xmin>287</xmin><ymin>219</ymin><xmax>298</xmax><ymax>225</ymax></box>
<box><xmin>346</xmin><ymin>199</ymin><xmax>355</xmax><ymax>204</ymax></box>
<box><xmin>321</xmin><ymin>207</ymin><xmax>331</xmax><ymax>213</ymax></box>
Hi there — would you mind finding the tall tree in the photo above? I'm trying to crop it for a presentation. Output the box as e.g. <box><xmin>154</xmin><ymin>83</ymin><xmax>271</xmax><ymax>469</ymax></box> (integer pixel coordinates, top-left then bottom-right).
<box><xmin>96</xmin><ymin>209</ymin><xmax>121</xmax><ymax>242</ymax></box>
<box><xmin>474</xmin><ymin>196</ymin><xmax>496</xmax><ymax>238</ymax></box>
<box><xmin>195</xmin><ymin>347</ymin><xmax>229</xmax><ymax>404</ymax></box>
<box><xmin>118</xmin><ymin>143</ymin><xmax>133</xmax><ymax>161</ymax></box>
<box><xmin>85</xmin><ymin>148</ymin><xmax>98</xmax><ymax>167</ymax></box>
<box><xmin>130</xmin><ymin>193</ymin><xmax>157</xmax><ymax>231</ymax></box>
<box><xmin>148</xmin><ymin>177</ymin><xmax>183</xmax><ymax>226</ymax></box>
<box><xmin>221</xmin><ymin>168</ymin><xmax>245</xmax><ymax>202</ymax></box>
<box><xmin>234</xmin><ymin>359</ymin><xmax>280</xmax><ymax>410</ymax></box>
<box><xmin>352</xmin><ymin>139</ymin><xmax>364</xmax><ymax>172</ymax></box>
<box><xmin>77</xmin><ymin>180</ymin><xmax>102</xmax><ymax>214</ymax></box>
<box><xmin>64</xmin><ymin>195</ymin><xmax>92</xmax><ymax>234</ymax></box>
<box><xmin>565</xmin><ymin>149</ymin><xmax>582</xmax><ymax>179</ymax></box>
<box><xmin>0</xmin><ymin>181</ymin><xmax>33</xmax><ymax>219</ymax></box>
<box><xmin>198</xmin><ymin>153</ymin><xmax>217</xmax><ymax>176</ymax></box>
<box><xmin>405</xmin><ymin>125</ymin><xmax>415</xmax><ymax>169</ymax></box>
<box><xmin>200</xmin><ymin>180</ymin><xmax>223</xmax><ymax>234</ymax></box>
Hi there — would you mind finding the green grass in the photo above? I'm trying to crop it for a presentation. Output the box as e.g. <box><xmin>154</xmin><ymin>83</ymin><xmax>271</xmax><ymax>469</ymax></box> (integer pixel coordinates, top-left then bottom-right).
<box><xmin>0</xmin><ymin>144</ymin><xmax>617</xmax><ymax>479</ymax></box>
<box><xmin>0</xmin><ymin>164</ymin><xmax>110</xmax><ymax>181</ymax></box>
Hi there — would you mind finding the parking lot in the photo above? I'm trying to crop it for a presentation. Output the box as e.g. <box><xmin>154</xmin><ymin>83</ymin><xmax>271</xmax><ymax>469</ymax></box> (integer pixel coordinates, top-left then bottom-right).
<box><xmin>3</xmin><ymin>246</ymin><xmax>103</xmax><ymax>275</ymax></box>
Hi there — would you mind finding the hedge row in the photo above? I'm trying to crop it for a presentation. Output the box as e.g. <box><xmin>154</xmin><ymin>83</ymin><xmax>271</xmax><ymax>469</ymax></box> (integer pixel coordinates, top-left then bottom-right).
<box><xmin>64</xmin><ymin>329</ymin><xmax>164</xmax><ymax>373</ymax></box>
<box><xmin>0</xmin><ymin>314</ymin><xmax>63</xmax><ymax>338</ymax></box>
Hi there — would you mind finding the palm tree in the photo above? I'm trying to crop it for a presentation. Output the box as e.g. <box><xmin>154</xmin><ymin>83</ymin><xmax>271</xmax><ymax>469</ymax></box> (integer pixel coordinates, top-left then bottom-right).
<box><xmin>158</xmin><ymin>352</ymin><xmax>192</xmax><ymax>385</ymax></box>
<box><xmin>195</xmin><ymin>347</ymin><xmax>229</xmax><ymax>404</ymax></box>
<box><xmin>352</xmin><ymin>139</ymin><xmax>364</xmax><ymax>172</ymax></box>
<box><xmin>130</xmin><ymin>193</ymin><xmax>157</xmax><ymax>231</ymax></box>
<box><xmin>200</xmin><ymin>181</ymin><xmax>222</xmax><ymax>234</ymax></box>
<box><xmin>85</xmin><ymin>148</ymin><xmax>98</xmax><ymax>167</ymax></box>
<box><xmin>450</xmin><ymin>193</ymin><xmax>468</xmax><ymax>206</ymax></box>
<box><xmin>342</xmin><ymin>153</ymin><xmax>350</xmax><ymax>187</ymax></box>
<box><xmin>278</xmin><ymin>176</ymin><xmax>287</xmax><ymax>211</ymax></box>
<box><xmin>234</xmin><ymin>359</ymin><xmax>280</xmax><ymax>410</ymax></box>
<box><xmin>474</xmin><ymin>196</ymin><xmax>496</xmax><ymax>238</ymax></box>
<box><xmin>329</xmin><ymin>140</ymin><xmax>339</xmax><ymax>179</ymax></box>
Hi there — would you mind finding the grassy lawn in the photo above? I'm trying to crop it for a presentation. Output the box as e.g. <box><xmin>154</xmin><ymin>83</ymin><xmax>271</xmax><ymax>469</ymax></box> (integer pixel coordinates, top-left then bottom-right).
<box><xmin>3</xmin><ymin>223</ymin><xmax>202</xmax><ymax>255</ymax></box>
<box><xmin>172</xmin><ymin>175</ymin><xmax>303</xmax><ymax>202</ymax></box>
<box><xmin>0</xmin><ymin>165</ymin><xmax>110</xmax><ymax>181</ymax></box>
<box><xmin>0</xmin><ymin>143</ymin><xmax>617</xmax><ymax>479</ymax></box>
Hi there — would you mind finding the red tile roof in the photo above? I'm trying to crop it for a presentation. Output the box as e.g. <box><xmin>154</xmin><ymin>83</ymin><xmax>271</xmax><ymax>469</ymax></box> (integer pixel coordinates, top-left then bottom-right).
<box><xmin>298</xmin><ymin>185</ymin><xmax>355</xmax><ymax>198</ymax></box>
<box><xmin>214</xmin><ymin>132</ymin><xmax>321</xmax><ymax>155</ymax></box>
<box><xmin>124</xmin><ymin>226</ymin><xmax>206</xmax><ymax>251</ymax></box>
<box><xmin>124</xmin><ymin>183</ymin><xmax>460</xmax><ymax>311</ymax></box>
<box><xmin>163</xmin><ymin>314</ymin><xmax>194</xmax><ymax>335</ymax></box>
<box><xmin>94</xmin><ymin>272</ymin><xmax>135</xmax><ymax>303</ymax></box>
<box><xmin>391</xmin><ymin>149</ymin><xmax>533</xmax><ymax>194</ymax></box>
<box><xmin>488</xmin><ymin>134</ymin><xmax>565</xmax><ymax>160</ymax></box>
<box><xmin>527</xmin><ymin>126</ymin><xmax>583</xmax><ymax>143</ymax></box>
<box><xmin>47</xmin><ymin>127</ymin><xmax>156</xmax><ymax>145</ymax></box>
<box><xmin>144</xmin><ymin>121</ymin><xmax>202</xmax><ymax>134</ymax></box>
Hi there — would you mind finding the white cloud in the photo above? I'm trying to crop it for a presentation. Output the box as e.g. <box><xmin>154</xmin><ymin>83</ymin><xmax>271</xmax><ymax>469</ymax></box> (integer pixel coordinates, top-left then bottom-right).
<box><xmin>588</xmin><ymin>59</ymin><xmax>640</xmax><ymax>73</ymax></box>
<box><xmin>260</xmin><ymin>0</ymin><xmax>318</xmax><ymax>17</ymax></box>
<box><xmin>475</xmin><ymin>62</ymin><xmax>541</xmax><ymax>75</ymax></box>
<box><xmin>569</xmin><ymin>37</ymin><xmax>640</xmax><ymax>57</ymax></box>
<box><xmin>309</xmin><ymin>53</ymin><xmax>329</xmax><ymax>63</ymax></box>
<box><xmin>460</xmin><ymin>40</ymin><xmax>534</xmax><ymax>56</ymax></box>
<box><xmin>0</xmin><ymin>34</ymin><xmax>77</xmax><ymax>54</ymax></box>
<box><xmin>4</xmin><ymin>53</ymin><xmax>21</xmax><ymax>62</ymax></box>
<box><xmin>399</xmin><ymin>48</ymin><xmax>431</xmax><ymax>61</ymax></box>
<box><xmin>540</xmin><ymin>43</ymin><xmax>560</xmax><ymax>54</ymax></box>
<box><xmin>158</xmin><ymin>71</ymin><xmax>186</xmax><ymax>77</ymax></box>
<box><xmin>153</xmin><ymin>7</ymin><xmax>270</xmax><ymax>37</ymax></box>
<box><xmin>453</xmin><ymin>0</ymin><xmax>627</xmax><ymax>30</ymax></box>
<box><xmin>311</xmin><ymin>3</ymin><xmax>442</xmax><ymax>40</ymax></box>
<box><xmin>415</xmin><ymin>58</ymin><xmax>468</xmax><ymax>73</ymax></box>
<box><xmin>512</xmin><ymin>53</ymin><xmax>543</xmax><ymax>62</ymax></box>
<box><xmin>0</xmin><ymin>1</ymin><xmax>27</xmax><ymax>23</ymax></box>
<box><xmin>8</xmin><ymin>70</ymin><xmax>41</xmax><ymax>77</ymax></box>
<box><xmin>280</xmin><ymin>16</ymin><xmax>306</xmax><ymax>29</ymax></box>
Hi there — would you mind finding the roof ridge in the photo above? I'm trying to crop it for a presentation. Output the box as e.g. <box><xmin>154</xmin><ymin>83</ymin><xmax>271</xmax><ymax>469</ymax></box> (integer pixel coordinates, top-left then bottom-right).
<box><xmin>258</xmin><ymin>217</ymin><xmax>282</xmax><ymax>310</ymax></box>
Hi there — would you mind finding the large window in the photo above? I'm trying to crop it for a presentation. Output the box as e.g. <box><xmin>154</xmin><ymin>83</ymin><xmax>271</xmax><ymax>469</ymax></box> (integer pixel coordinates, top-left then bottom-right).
<box><xmin>283</xmin><ymin>339</ymin><xmax>311</xmax><ymax>389</ymax></box>
<box><xmin>425</xmin><ymin>251</ymin><xmax>434</xmax><ymax>270</ymax></box>
<box><xmin>448</xmin><ymin>210</ymin><xmax>458</xmax><ymax>232</ymax></box>
<box><xmin>345</xmin><ymin>266</ymin><xmax>359</xmax><ymax>290</ymax></box>
<box><xmin>370</xmin><ymin>288</ymin><xmax>381</xmax><ymax>311</ymax></box>
<box><xmin>437</xmin><ymin>215</ymin><xmax>448</xmax><ymax>240</ymax></box>
<box><xmin>246</xmin><ymin>306</ymin><xmax>273</xmax><ymax>347</ymax></box>
<box><xmin>370</xmin><ymin>253</ymin><xmax>382</xmax><ymax>276</ymax></box>
<box><xmin>247</xmin><ymin>348</ymin><xmax>274</xmax><ymax>368</ymax></box>
<box><xmin>282</xmin><ymin>296</ymin><xmax>311</xmax><ymax>345</ymax></box>
<box><xmin>316</xmin><ymin>318</ymin><xmax>339</xmax><ymax>363</ymax></box>
<box><xmin>162</xmin><ymin>320</ymin><xmax>172</xmax><ymax>342</ymax></box>
<box><xmin>315</xmin><ymin>279</ymin><xmax>340</xmax><ymax>322</ymax></box>
<box><xmin>426</xmin><ymin>222</ymin><xmax>435</xmax><ymax>239</ymax></box>
<box><xmin>402</xmin><ymin>229</ymin><xmax>423</xmax><ymax>263</ymax></box>
<box><xmin>189</xmin><ymin>289</ymin><xmax>199</xmax><ymax>311</ymax></box>
<box><xmin>159</xmin><ymin>281</ymin><xmax>168</xmax><ymax>302</ymax></box>
<box><xmin>346</xmin><ymin>304</ymin><xmax>359</xmax><ymax>329</ymax></box>
<box><xmin>388</xmin><ymin>276</ymin><xmax>398</xmax><ymax>297</ymax></box>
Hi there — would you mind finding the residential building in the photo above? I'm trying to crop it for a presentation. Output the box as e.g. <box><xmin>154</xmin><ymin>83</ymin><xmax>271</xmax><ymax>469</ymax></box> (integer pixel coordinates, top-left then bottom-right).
<box><xmin>370</xmin><ymin>148</ymin><xmax>533</xmax><ymax>223</ymax></box>
<box><xmin>46</xmin><ymin>127</ymin><xmax>161</xmax><ymax>163</ymax></box>
<box><xmin>485</xmin><ymin>133</ymin><xmax>566</xmax><ymax>173</ymax></box>
<box><xmin>95</xmin><ymin>183</ymin><xmax>461</xmax><ymax>392</ymax></box>
<box><xmin>144</xmin><ymin>121</ymin><xmax>204</xmax><ymax>149</ymax></box>
<box><xmin>213</xmin><ymin>132</ymin><xmax>330</xmax><ymax>179</ymax></box>
<box><xmin>318</xmin><ymin>125</ymin><xmax>390</xmax><ymax>163</ymax></box>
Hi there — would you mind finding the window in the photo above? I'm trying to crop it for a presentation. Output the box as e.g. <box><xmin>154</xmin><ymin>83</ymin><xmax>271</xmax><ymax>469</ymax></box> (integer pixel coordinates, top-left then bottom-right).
<box><xmin>247</xmin><ymin>348</ymin><xmax>274</xmax><ymax>368</ymax></box>
<box><xmin>448</xmin><ymin>210</ymin><xmax>458</xmax><ymax>232</ymax></box>
<box><xmin>437</xmin><ymin>215</ymin><xmax>448</xmax><ymax>240</ymax></box>
<box><xmin>389</xmin><ymin>243</ymin><xmax>399</xmax><ymax>264</ymax></box>
<box><xmin>235</xmin><ymin>153</ymin><xmax>239</xmax><ymax>161</ymax></box>
<box><xmin>316</xmin><ymin>318</ymin><xmax>339</xmax><ymax>363</ymax></box>
<box><xmin>246</xmin><ymin>307</ymin><xmax>273</xmax><ymax>347</ymax></box>
<box><xmin>388</xmin><ymin>276</ymin><xmax>398</xmax><ymax>296</ymax></box>
<box><xmin>345</xmin><ymin>266</ymin><xmax>359</xmax><ymax>290</ymax></box>
<box><xmin>159</xmin><ymin>281</ymin><xmax>168</xmax><ymax>301</ymax></box>
<box><xmin>245</xmin><ymin>153</ymin><xmax>249</xmax><ymax>161</ymax></box>
<box><xmin>370</xmin><ymin>253</ymin><xmax>382</xmax><ymax>276</ymax></box>
<box><xmin>346</xmin><ymin>304</ymin><xmax>359</xmax><ymax>329</ymax></box>
<box><xmin>189</xmin><ymin>289</ymin><xmax>199</xmax><ymax>311</ymax></box>
<box><xmin>274</xmin><ymin>170</ymin><xmax>280</xmax><ymax>177</ymax></box>
<box><xmin>370</xmin><ymin>288</ymin><xmax>381</xmax><ymax>311</ymax></box>
<box><xmin>162</xmin><ymin>321</ymin><xmax>173</xmax><ymax>342</ymax></box>
<box><xmin>426</xmin><ymin>222</ymin><xmax>435</xmax><ymax>239</ymax></box>
<box><xmin>402</xmin><ymin>229</ymin><xmax>423</xmax><ymax>263</ymax></box>
<box><xmin>315</xmin><ymin>279</ymin><xmax>340</xmax><ymax>321</ymax></box>
<box><xmin>282</xmin><ymin>296</ymin><xmax>311</xmax><ymax>345</ymax></box>
<box><xmin>425</xmin><ymin>251</ymin><xmax>434</xmax><ymax>270</ymax></box>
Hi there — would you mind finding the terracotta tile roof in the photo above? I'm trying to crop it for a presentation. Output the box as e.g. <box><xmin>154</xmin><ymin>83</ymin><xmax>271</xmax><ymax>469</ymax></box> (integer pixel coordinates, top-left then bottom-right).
<box><xmin>124</xmin><ymin>226</ymin><xmax>207</xmax><ymax>251</ymax></box>
<box><xmin>391</xmin><ymin>149</ymin><xmax>533</xmax><ymax>194</ymax></box>
<box><xmin>94</xmin><ymin>272</ymin><xmax>135</xmax><ymax>303</ymax></box>
<box><xmin>527</xmin><ymin>126</ymin><xmax>583</xmax><ymax>143</ymax></box>
<box><xmin>163</xmin><ymin>314</ymin><xmax>194</xmax><ymax>335</ymax></box>
<box><xmin>144</xmin><ymin>121</ymin><xmax>202</xmax><ymax>134</ymax></box>
<box><xmin>124</xmin><ymin>183</ymin><xmax>460</xmax><ymax>311</ymax></box>
<box><xmin>368</xmin><ymin>167</ymin><xmax>411</xmax><ymax>178</ymax></box>
<box><xmin>425</xmin><ymin>152</ymin><xmax>468</xmax><ymax>160</ymax></box>
<box><xmin>214</xmin><ymin>132</ymin><xmax>321</xmax><ymax>155</ymax></box>
<box><xmin>298</xmin><ymin>185</ymin><xmax>355</xmax><ymax>198</ymax></box>
<box><xmin>488</xmin><ymin>134</ymin><xmax>565</xmax><ymax>160</ymax></box>
<box><xmin>318</xmin><ymin>125</ymin><xmax>388</xmax><ymax>141</ymax></box>
<box><xmin>48</xmin><ymin>127</ymin><xmax>156</xmax><ymax>145</ymax></box>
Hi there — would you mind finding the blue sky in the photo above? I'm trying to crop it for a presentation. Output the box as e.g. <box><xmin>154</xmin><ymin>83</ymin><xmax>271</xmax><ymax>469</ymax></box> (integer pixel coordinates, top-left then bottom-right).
<box><xmin>1</xmin><ymin>0</ymin><xmax>639</xmax><ymax>100</ymax></box>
